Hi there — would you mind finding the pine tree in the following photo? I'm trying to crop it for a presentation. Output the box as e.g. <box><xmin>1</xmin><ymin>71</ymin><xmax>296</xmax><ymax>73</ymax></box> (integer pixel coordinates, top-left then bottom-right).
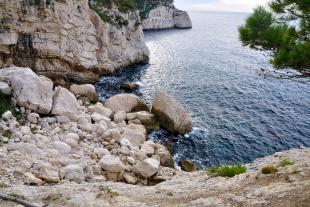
<box><xmin>239</xmin><ymin>0</ymin><xmax>310</xmax><ymax>73</ymax></box>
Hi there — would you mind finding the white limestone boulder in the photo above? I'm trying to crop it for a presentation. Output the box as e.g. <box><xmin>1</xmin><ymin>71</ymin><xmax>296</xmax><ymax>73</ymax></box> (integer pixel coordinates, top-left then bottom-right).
<box><xmin>51</xmin><ymin>86</ymin><xmax>79</xmax><ymax>120</ymax></box>
<box><xmin>151</xmin><ymin>90</ymin><xmax>192</xmax><ymax>135</ymax></box>
<box><xmin>0</xmin><ymin>67</ymin><xmax>54</xmax><ymax>114</ymax></box>
<box><xmin>99</xmin><ymin>155</ymin><xmax>124</xmax><ymax>173</ymax></box>
<box><xmin>132</xmin><ymin>158</ymin><xmax>160</xmax><ymax>178</ymax></box>
<box><xmin>70</xmin><ymin>84</ymin><xmax>97</xmax><ymax>102</ymax></box>
<box><xmin>104</xmin><ymin>94</ymin><xmax>149</xmax><ymax>113</ymax></box>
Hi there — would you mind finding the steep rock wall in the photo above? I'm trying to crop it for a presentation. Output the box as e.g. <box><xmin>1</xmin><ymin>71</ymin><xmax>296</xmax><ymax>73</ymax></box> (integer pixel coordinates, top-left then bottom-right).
<box><xmin>142</xmin><ymin>6</ymin><xmax>192</xmax><ymax>30</ymax></box>
<box><xmin>0</xmin><ymin>0</ymin><xmax>149</xmax><ymax>83</ymax></box>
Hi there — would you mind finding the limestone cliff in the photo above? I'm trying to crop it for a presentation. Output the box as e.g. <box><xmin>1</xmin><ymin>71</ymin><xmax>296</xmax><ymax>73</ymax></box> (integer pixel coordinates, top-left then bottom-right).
<box><xmin>0</xmin><ymin>0</ymin><xmax>149</xmax><ymax>83</ymax></box>
<box><xmin>142</xmin><ymin>6</ymin><xmax>192</xmax><ymax>30</ymax></box>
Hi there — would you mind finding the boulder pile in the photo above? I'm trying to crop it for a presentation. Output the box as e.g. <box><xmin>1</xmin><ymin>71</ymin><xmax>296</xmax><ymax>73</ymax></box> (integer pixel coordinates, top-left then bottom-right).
<box><xmin>0</xmin><ymin>67</ymin><xmax>192</xmax><ymax>186</ymax></box>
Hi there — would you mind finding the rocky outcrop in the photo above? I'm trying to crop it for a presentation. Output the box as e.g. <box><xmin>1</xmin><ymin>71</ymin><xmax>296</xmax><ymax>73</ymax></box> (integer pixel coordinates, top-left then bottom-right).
<box><xmin>151</xmin><ymin>90</ymin><xmax>192</xmax><ymax>135</ymax></box>
<box><xmin>0</xmin><ymin>0</ymin><xmax>149</xmax><ymax>83</ymax></box>
<box><xmin>0</xmin><ymin>68</ymin><xmax>174</xmax><ymax>186</ymax></box>
<box><xmin>0</xmin><ymin>148</ymin><xmax>309</xmax><ymax>206</ymax></box>
<box><xmin>143</xmin><ymin>6</ymin><xmax>192</xmax><ymax>30</ymax></box>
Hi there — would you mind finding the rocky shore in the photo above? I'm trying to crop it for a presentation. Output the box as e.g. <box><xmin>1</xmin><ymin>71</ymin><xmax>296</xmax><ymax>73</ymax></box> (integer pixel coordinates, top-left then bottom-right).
<box><xmin>0</xmin><ymin>67</ymin><xmax>193</xmax><ymax>187</ymax></box>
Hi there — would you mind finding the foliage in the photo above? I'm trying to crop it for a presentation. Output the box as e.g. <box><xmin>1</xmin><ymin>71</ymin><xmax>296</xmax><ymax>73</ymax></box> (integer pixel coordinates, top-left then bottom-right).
<box><xmin>239</xmin><ymin>0</ymin><xmax>310</xmax><ymax>72</ymax></box>
<box><xmin>279</xmin><ymin>159</ymin><xmax>294</xmax><ymax>167</ymax></box>
<box><xmin>2</xmin><ymin>130</ymin><xmax>12</xmax><ymax>139</ymax></box>
<box><xmin>261</xmin><ymin>165</ymin><xmax>278</xmax><ymax>174</ymax></box>
<box><xmin>97</xmin><ymin>186</ymin><xmax>119</xmax><ymax>198</ymax></box>
<box><xmin>91</xmin><ymin>0</ymin><xmax>130</xmax><ymax>27</ymax></box>
<box><xmin>208</xmin><ymin>164</ymin><xmax>247</xmax><ymax>178</ymax></box>
<box><xmin>0</xmin><ymin>92</ymin><xmax>11</xmax><ymax>116</ymax></box>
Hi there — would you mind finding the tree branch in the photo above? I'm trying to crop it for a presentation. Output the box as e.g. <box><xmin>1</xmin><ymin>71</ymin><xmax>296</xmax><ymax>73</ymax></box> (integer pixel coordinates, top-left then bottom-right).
<box><xmin>0</xmin><ymin>193</ymin><xmax>47</xmax><ymax>207</ymax></box>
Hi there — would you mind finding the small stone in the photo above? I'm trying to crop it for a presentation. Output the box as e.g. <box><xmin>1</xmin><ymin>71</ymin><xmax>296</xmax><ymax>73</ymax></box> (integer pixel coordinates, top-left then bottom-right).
<box><xmin>0</xmin><ymin>81</ymin><xmax>11</xmax><ymax>95</ymax></box>
<box><xmin>179</xmin><ymin>160</ymin><xmax>197</xmax><ymax>172</ymax></box>
<box><xmin>27</xmin><ymin>113</ymin><xmax>40</xmax><ymax>124</ymax></box>
<box><xmin>24</xmin><ymin>172</ymin><xmax>43</xmax><ymax>186</ymax></box>
<box><xmin>123</xmin><ymin>172</ymin><xmax>137</xmax><ymax>184</ymax></box>
<box><xmin>99</xmin><ymin>155</ymin><xmax>124</xmax><ymax>173</ymax></box>
<box><xmin>114</xmin><ymin>111</ymin><xmax>127</xmax><ymax>123</ymax></box>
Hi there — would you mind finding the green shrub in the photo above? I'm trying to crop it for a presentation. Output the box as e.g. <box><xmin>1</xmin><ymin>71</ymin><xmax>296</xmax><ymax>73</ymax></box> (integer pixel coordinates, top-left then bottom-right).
<box><xmin>261</xmin><ymin>165</ymin><xmax>278</xmax><ymax>174</ymax></box>
<box><xmin>279</xmin><ymin>159</ymin><xmax>294</xmax><ymax>167</ymax></box>
<box><xmin>0</xmin><ymin>92</ymin><xmax>11</xmax><ymax>116</ymax></box>
<box><xmin>2</xmin><ymin>130</ymin><xmax>12</xmax><ymax>139</ymax></box>
<box><xmin>208</xmin><ymin>164</ymin><xmax>247</xmax><ymax>178</ymax></box>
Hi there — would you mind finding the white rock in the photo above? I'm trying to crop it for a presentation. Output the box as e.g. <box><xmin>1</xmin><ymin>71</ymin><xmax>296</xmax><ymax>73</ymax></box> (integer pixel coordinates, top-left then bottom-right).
<box><xmin>140</xmin><ymin>141</ymin><xmax>156</xmax><ymax>156</ymax></box>
<box><xmin>104</xmin><ymin>94</ymin><xmax>149</xmax><ymax>113</ymax></box>
<box><xmin>99</xmin><ymin>155</ymin><xmax>124</xmax><ymax>173</ymax></box>
<box><xmin>94</xmin><ymin>148</ymin><xmax>110</xmax><ymax>159</ymax></box>
<box><xmin>27</xmin><ymin>113</ymin><xmax>40</xmax><ymax>124</ymax></box>
<box><xmin>52</xmin><ymin>141</ymin><xmax>71</xmax><ymax>154</ymax></box>
<box><xmin>114</xmin><ymin>111</ymin><xmax>127</xmax><ymax>123</ymax></box>
<box><xmin>51</xmin><ymin>87</ymin><xmax>79</xmax><ymax>120</ymax></box>
<box><xmin>39</xmin><ymin>167</ymin><xmax>60</xmax><ymax>183</ymax></box>
<box><xmin>20</xmin><ymin>126</ymin><xmax>31</xmax><ymax>135</ymax></box>
<box><xmin>91</xmin><ymin>112</ymin><xmax>111</xmax><ymax>123</ymax></box>
<box><xmin>0</xmin><ymin>81</ymin><xmax>11</xmax><ymax>95</ymax></box>
<box><xmin>60</xmin><ymin>164</ymin><xmax>85</xmax><ymax>183</ymax></box>
<box><xmin>0</xmin><ymin>67</ymin><xmax>54</xmax><ymax>114</ymax></box>
<box><xmin>151</xmin><ymin>90</ymin><xmax>192</xmax><ymax>135</ymax></box>
<box><xmin>70</xmin><ymin>84</ymin><xmax>97</xmax><ymax>102</ymax></box>
<box><xmin>88</xmin><ymin>103</ymin><xmax>112</xmax><ymax>118</ymax></box>
<box><xmin>132</xmin><ymin>158</ymin><xmax>160</xmax><ymax>178</ymax></box>
<box><xmin>121</xmin><ymin>127</ymin><xmax>146</xmax><ymax>148</ymax></box>
<box><xmin>2</xmin><ymin>111</ymin><xmax>13</xmax><ymax>120</ymax></box>
<box><xmin>24</xmin><ymin>172</ymin><xmax>43</xmax><ymax>186</ymax></box>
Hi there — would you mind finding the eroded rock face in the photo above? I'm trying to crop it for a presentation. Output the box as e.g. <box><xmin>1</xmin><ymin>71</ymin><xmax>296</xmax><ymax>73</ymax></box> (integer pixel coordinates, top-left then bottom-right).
<box><xmin>0</xmin><ymin>0</ymin><xmax>149</xmax><ymax>83</ymax></box>
<box><xmin>0</xmin><ymin>67</ymin><xmax>54</xmax><ymax>114</ymax></box>
<box><xmin>143</xmin><ymin>6</ymin><xmax>192</xmax><ymax>30</ymax></box>
<box><xmin>151</xmin><ymin>90</ymin><xmax>192</xmax><ymax>135</ymax></box>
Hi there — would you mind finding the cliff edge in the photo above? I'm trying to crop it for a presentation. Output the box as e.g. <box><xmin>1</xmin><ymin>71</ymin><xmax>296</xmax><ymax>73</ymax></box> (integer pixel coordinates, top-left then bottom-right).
<box><xmin>0</xmin><ymin>0</ymin><xmax>149</xmax><ymax>83</ymax></box>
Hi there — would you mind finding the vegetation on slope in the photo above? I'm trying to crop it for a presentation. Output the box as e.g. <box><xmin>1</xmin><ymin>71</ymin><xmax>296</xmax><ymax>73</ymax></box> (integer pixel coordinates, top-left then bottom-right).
<box><xmin>239</xmin><ymin>0</ymin><xmax>310</xmax><ymax>73</ymax></box>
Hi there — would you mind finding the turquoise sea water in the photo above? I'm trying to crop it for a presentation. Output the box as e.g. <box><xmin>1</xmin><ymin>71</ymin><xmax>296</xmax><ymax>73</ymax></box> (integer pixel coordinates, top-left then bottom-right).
<box><xmin>96</xmin><ymin>11</ymin><xmax>310</xmax><ymax>168</ymax></box>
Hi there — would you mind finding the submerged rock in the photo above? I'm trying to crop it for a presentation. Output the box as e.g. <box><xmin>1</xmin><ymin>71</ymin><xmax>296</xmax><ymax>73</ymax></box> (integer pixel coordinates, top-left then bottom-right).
<box><xmin>120</xmin><ymin>82</ymin><xmax>139</xmax><ymax>90</ymax></box>
<box><xmin>179</xmin><ymin>160</ymin><xmax>197</xmax><ymax>172</ymax></box>
<box><xmin>104</xmin><ymin>94</ymin><xmax>149</xmax><ymax>113</ymax></box>
<box><xmin>151</xmin><ymin>90</ymin><xmax>192</xmax><ymax>135</ymax></box>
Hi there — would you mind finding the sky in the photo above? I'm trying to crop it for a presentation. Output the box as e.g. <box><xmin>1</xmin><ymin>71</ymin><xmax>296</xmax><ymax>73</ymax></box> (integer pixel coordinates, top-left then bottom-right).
<box><xmin>174</xmin><ymin>0</ymin><xmax>270</xmax><ymax>13</ymax></box>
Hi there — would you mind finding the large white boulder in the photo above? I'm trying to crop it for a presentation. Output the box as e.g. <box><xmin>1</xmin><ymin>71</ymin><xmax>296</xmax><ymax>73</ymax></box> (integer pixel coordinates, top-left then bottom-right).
<box><xmin>132</xmin><ymin>158</ymin><xmax>160</xmax><ymax>178</ymax></box>
<box><xmin>60</xmin><ymin>164</ymin><xmax>85</xmax><ymax>183</ymax></box>
<box><xmin>0</xmin><ymin>67</ymin><xmax>54</xmax><ymax>114</ymax></box>
<box><xmin>51</xmin><ymin>87</ymin><xmax>79</xmax><ymax>120</ymax></box>
<box><xmin>88</xmin><ymin>103</ymin><xmax>112</xmax><ymax>118</ymax></box>
<box><xmin>104</xmin><ymin>94</ymin><xmax>149</xmax><ymax>113</ymax></box>
<box><xmin>70</xmin><ymin>84</ymin><xmax>97</xmax><ymax>102</ymax></box>
<box><xmin>99</xmin><ymin>155</ymin><xmax>124</xmax><ymax>173</ymax></box>
<box><xmin>151</xmin><ymin>90</ymin><xmax>192</xmax><ymax>135</ymax></box>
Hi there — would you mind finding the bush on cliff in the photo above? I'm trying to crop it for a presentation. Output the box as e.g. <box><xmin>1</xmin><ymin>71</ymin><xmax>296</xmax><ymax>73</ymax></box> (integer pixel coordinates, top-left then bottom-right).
<box><xmin>0</xmin><ymin>92</ymin><xmax>11</xmax><ymax>116</ymax></box>
<box><xmin>208</xmin><ymin>164</ymin><xmax>246</xmax><ymax>178</ymax></box>
<box><xmin>239</xmin><ymin>0</ymin><xmax>310</xmax><ymax>73</ymax></box>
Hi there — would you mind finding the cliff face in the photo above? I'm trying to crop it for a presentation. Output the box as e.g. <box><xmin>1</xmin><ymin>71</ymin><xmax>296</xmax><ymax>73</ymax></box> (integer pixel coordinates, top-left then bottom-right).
<box><xmin>0</xmin><ymin>0</ymin><xmax>149</xmax><ymax>83</ymax></box>
<box><xmin>142</xmin><ymin>6</ymin><xmax>192</xmax><ymax>30</ymax></box>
